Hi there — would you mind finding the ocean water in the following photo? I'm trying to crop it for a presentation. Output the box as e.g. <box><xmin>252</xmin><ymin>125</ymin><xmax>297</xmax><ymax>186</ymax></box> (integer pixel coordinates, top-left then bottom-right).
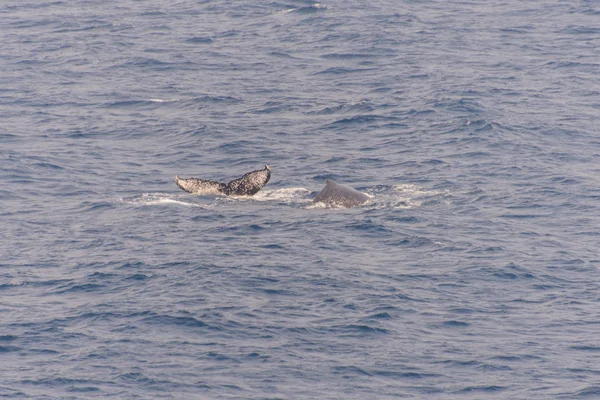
<box><xmin>2</xmin><ymin>0</ymin><xmax>600</xmax><ymax>398</ymax></box>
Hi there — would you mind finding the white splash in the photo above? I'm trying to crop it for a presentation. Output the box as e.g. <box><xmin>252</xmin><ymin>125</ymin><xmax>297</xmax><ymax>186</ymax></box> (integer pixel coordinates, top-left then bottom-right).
<box><xmin>392</xmin><ymin>184</ymin><xmax>447</xmax><ymax>197</ymax></box>
<box><xmin>365</xmin><ymin>184</ymin><xmax>449</xmax><ymax>210</ymax></box>
<box><xmin>252</xmin><ymin>187</ymin><xmax>312</xmax><ymax>203</ymax></box>
<box><xmin>120</xmin><ymin>193</ymin><xmax>206</xmax><ymax>208</ymax></box>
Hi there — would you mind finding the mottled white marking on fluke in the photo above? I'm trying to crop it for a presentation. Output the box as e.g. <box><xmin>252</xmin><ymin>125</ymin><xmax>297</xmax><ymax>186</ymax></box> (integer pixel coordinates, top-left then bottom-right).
<box><xmin>312</xmin><ymin>179</ymin><xmax>370</xmax><ymax>208</ymax></box>
<box><xmin>175</xmin><ymin>175</ymin><xmax>226</xmax><ymax>195</ymax></box>
<box><xmin>175</xmin><ymin>165</ymin><xmax>271</xmax><ymax>196</ymax></box>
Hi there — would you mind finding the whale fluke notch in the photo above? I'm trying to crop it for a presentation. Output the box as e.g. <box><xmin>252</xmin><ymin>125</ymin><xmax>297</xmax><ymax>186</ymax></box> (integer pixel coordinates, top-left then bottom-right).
<box><xmin>313</xmin><ymin>179</ymin><xmax>370</xmax><ymax>208</ymax></box>
<box><xmin>175</xmin><ymin>165</ymin><xmax>271</xmax><ymax>196</ymax></box>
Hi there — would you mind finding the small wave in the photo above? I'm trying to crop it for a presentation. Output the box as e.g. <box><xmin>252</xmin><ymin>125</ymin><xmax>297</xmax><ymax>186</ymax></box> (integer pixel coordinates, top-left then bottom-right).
<box><xmin>330</xmin><ymin>114</ymin><xmax>395</xmax><ymax>125</ymax></box>
<box><xmin>103</xmin><ymin>98</ymin><xmax>179</xmax><ymax>108</ymax></box>
<box><xmin>185</xmin><ymin>36</ymin><xmax>213</xmax><ymax>44</ymax></box>
<box><xmin>147</xmin><ymin>98</ymin><xmax>179</xmax><ymax>103</ymax></box>
<box><xmin>314</xmin><ymin>67</ymin><xmax>376</xmax><ymax>75</ymax></box>
<box><xmin>308</xmin><ymin>99</ymin><xmax>373</xmax><ymax>115</ymax></box>
<box><xmin>456</xmin><ymin>385</ymin><xmax>506</xmax><ymax>393</ymax></box>
<box><xmin>281</xmin><ymin>3</ymin><xmax>329</xmax><ymax>14</ymax></box>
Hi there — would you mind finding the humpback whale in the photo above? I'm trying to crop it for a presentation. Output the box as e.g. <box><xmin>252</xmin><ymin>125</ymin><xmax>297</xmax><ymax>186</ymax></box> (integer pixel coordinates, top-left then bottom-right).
<box><xmin>313</xmin><ymin>179</ymin><xmax>370</xmax><ymax>208</ymax></box>
<box><xmin>175</xmin><ymin>165</ymin><xmax>271</xmax><ymax>196</ymax></box>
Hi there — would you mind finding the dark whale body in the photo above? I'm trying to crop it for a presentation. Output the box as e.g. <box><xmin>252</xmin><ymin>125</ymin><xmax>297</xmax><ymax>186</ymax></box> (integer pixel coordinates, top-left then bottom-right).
<box><xmin>313</xmin><ymin>179</ymin><xmax>370</xmax><ymax>208</ymax></box>
<box><xmin>175</xmin><ymin>165</ymin><xmax>271</xmax><ymax>196</ymax></box>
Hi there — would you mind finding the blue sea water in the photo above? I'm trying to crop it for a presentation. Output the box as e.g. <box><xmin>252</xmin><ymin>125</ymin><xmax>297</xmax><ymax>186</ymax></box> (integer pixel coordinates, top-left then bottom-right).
<box><xmin>2</xmin><ymin>0</ymin><xmax>600</xmax><ymax>398</ymax></box>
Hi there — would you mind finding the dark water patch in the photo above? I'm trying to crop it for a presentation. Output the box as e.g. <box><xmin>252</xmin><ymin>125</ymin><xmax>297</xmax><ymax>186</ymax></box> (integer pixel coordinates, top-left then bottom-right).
<box><xmin>321</xmin><ymin>52</ymin><xmax>380</xmax><ymax>60</ymax></box>
<box><xmin>140</xmin><ymin>10</ymin><xmax>168</xmax><ymax>17</ymax></box>
<box><xmin>467</xmin><ymin>245</ymin><xmax>504</xmax><ymax>254</ymax></box>
<box><xmin>431</xmin><ymin>98</ymin><xmax>485</xmax><ymax>114</ymax></box>
<box><xmin>333</xmin><ymin>324</ymin><xmax>390</xmax><ymax>335</ymax></box>
<box><xmin>346</xmin><ymin>219</ymin><xmax>392</xmax><ymax>234</ymax></box>
<box><xmin>0</xmin><ymin>345</ymin><xmax>20</xmax><ymax>353</ymax></box>
<box><xmin>67</xmin><ymin>386</ymin><xmax>101</xmax><ymax>392</ymax></box>
<box><xmin>2</xmin><ymin>279</ymin><xmax>72</xmax><ymax>292</ymax></box>
<box><xmin>562</xmin><ymin>25</ymin><xmax>600</xmax><ymax>35</ymax></box>
<box><xmin>245</xmin><ymin>352</ymin><xmax>270</xmax><ymax>361</ymax></box>
<box><xmin>330</xmin><ymin>114</ymin><xmax>398</xmax><ymax>125</ymax></box>
<box><xmin>550</xmin><ymin>175</ymin><xmax>580</xmax><ymax>184</ymax></box>
<box><xmin>117</xmin><ymin>261</ymin><xmax>147</xmax><ymax>270</ymax></box>
<box><xmin>269</xmin><ymin>51</ymin><xmax>300</xmax><ymax>59</ymax></box>
<box><xmin>332</xmin><ymin>365</ymin><xmax>372</xmax><ymax>376</ymax></box>
<box><xmin>442</xmin><ymin>320</ymin><xmax>469</xmax><ymax>328</ymax></box>
<box><xmin>117</xmin><ymin>372</ymin><xmax>156</xmax><ymax>385</ymax></box>
<box><xmin>185</xmin><ymin>95</ymin><xmax>243</xmax><ymax>106</ymax></box>
<box><xmin>204</xmin><ymin>352</ymin><xmax>238</xmax><ymax>362</ymax></box>
<box><xmin>476</xmin><ymin>363</ymin><xmax>512</xmax><ymax>372</ymax></box>
<box><xmin>186</xmin><ymin>36</ymin><xmax>214</xmax><ymax>44</ymax></box>
<box><xmin>384</xmin><ymin>236</ymin><xmax>434</xmax><ymax>248</ymax></box>
<box><xmin>262</xmin><ymin>243</ymin><xmax>284</xmax><ymax>249</ymax></box>
<box><xmin>262</xmin><ymin>288</ymin><xmax>297</xmax><ymax>296</ymax></box>
<box><xmin>358</xmin><ymin>157</ymin><xmax>386</xmax><ymax>164</ymax></box>
<box><xmin>216</xmin><ymin>140</ymin><xmax>254</xmax><ymax>153</ymax></box>
<box><xmin>500</xmin><ymin>25</ymin><xmax>534</xmax><ymax>34</ymax></box>
<box><xmin>456</xmin><ymin>385</ymin><xmax>506</xmax><ymax>393</ymax></box>
<box><xmin>446</xmin><ymin>308</ymin><xmax>474</xmax><ymax>314</ymax></box>
<box><xmin>53</xmin><ymin>23</ymin><xmax>113</xmax><ymax>34</ymax></box>
<box><xmin>468</xmin><ymin>263</ymin><xmax>537</xmax><ymax>281</ymax></box>
<box><xmin>143</xmin><ymin>314</ymin><xmax>211</xmax><ymax>329</ymax></box>
<box><xmin>314</xmin><ymin>67</ymin><xmax>377</xmax><ymax>75</ymax></box>
<box><xmin>570</xmin><ymin>345</ymin><xmax>600</xmax><ymax>352</ymax></box>
<box><xmin>372</xmin><ymin>370</ymin><xmax>438</xmax><ymax>379</ymax></box>
<box><xmin>422</xmin><ymin>158</ymin><xmax>447</xmax><ymax>165</ymax></box>
<box><xmin>324</xmin><ymin>156</ymin><xmax>346</xmax><ymax>163</ymax></box>
<box><xmin>387</xmin><ymin>215</ymin><xmax>420</xmax><ymax>223</ymax></box>
<box><xmin>249</xmin><ymin>102</ymin><xmax>288</xmax><ymax>114</ymax></box>
<box><xmin>570</xmin><ymin>385</ymin><xmax>600</xmax><ymax>397</ymax></box>
<box><xmin>365</xmin><ymin>312</ymin><xmax>392</xmax><ymax>319</ymax></box>
<box><xmin>33</xmin><ymin>161</ymin><xmax>64</xmax><ymax>170</ymax></box>
<box><xmin>499</xmin><ymin>213</ymin><xmax>550</xmax><ymax>219</ymax></box>
<box><xmin>123</xmin><ymin>273</ymin><xmax>153</xmax><ymax>281</ymax></box>
<box><xmin>439</xmin><ymin>359</ymin><xmax>482</xmax><ymax>368</ymax></box>
<box><xmin>86</xmin><ymin>272</ymin><xmax>118</xmax><ymax>280</ymax></box>
<box><xmin>532</xmin><ymin>284</ymin><xmax>560</xmax><ymax>290</ymax></box>
<box><xmin>114</xmin><ymin>57</ymin><xmax>196</xmax><ymax>71</ymax></box>
<box><xmin>489</xmin><ymin>355</ymin><xmax>525</xmax><ymax>362</ymax></box>
<box><xmin>21</xmin><ymin>377</ymin><xmax>102</xmax><ymax>386</ymax></box>
<box><xmin>567</xmin><ymin>368</ymin><xmax>600</xmax><ymax>376</ymax></box>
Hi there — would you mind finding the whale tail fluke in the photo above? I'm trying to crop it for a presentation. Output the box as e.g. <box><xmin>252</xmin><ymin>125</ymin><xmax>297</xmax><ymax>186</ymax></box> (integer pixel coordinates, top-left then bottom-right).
<box><xmin>175</xmin><ymin>175</ymin><xmax>227</xmax><ymax>195</ymax></box>
<box><xmin>175</xmin><ymin>165</ymin><xmax>271</xmax><ymax>196</ymax></box>
<box><xmin>224</xmin><ymin>165</ymin><xmax>271</xmax><ymax>196</ymax></box>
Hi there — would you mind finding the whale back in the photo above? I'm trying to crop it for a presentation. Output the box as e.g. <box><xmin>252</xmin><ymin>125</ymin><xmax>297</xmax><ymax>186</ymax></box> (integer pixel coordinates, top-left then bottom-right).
<box><xmin>313</xmin><ymin>179</ymin><xmax>369</xmax><ymax>208</ymax></box>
